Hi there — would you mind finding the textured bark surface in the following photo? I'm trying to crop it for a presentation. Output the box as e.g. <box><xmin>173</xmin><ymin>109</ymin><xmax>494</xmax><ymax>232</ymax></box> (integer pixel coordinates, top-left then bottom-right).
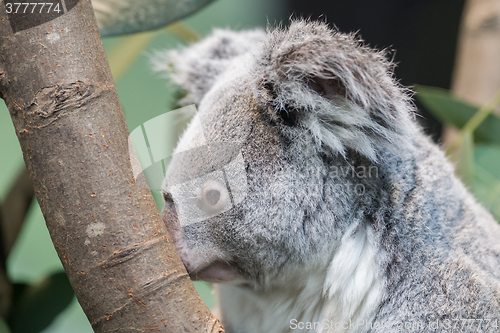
<box><xmin>0</xmin><ymin>0</ymin><xmax>223</xmax><ymax>332</ymax></box>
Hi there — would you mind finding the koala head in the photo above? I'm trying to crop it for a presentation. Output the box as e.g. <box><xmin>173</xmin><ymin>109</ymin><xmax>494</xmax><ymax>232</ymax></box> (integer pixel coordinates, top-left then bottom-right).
<box><xmin>158</xmin><ymin>21</ymin><xmax>418</xmax><ymax>289</ymax></box>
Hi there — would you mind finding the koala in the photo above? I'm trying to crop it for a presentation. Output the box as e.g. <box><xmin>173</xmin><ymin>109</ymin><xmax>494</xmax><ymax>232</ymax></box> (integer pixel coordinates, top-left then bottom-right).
<box><xmin>157</xmin><ymin>21</ymin><xmax>500</xmax><ymax>332</ymax></box>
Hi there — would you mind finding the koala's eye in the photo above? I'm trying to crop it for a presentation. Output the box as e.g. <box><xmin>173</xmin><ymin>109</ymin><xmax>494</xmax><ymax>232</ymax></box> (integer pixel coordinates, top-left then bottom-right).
<box><xmin>277</xmin><ymin>106</ymin><xmax>298</xmax><ymax>126</ymax></box>
<box><xmin>200</xmin><ymin>179</ymin><xmax>229</xmax><ymax>214</ymax></box>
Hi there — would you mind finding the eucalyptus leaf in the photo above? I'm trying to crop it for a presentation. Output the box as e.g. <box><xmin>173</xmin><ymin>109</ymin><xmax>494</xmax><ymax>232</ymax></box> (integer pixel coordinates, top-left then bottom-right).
<box><xmin>106</xmin><ymin>22</ymin><xmax>199</xmax><ymax>81</ymax></box>
<box><xmin>92</xmin><ymin>0</ymin><xmax>215</xmax><ymax>36</ymax></box>
<box><xmin>457</xmin><ymin>131</ymin><xmax>474</xmax><ymax>187</ymax></box>
<box><xmin>8</xmin><ymin>272</ymin><xmax>74</xmax><ymax>333</ymax></box>
<box><xmin>416</xmin><ymin>86</ymin><xmax>500</xmax><ymax>145</ymax></box>
<box><xmin>107</xmin><ymin>32</ymin><xmax>157</xmax><ymax>80</ymax></box>
<box><xmin>472</xmin><ymin>144</ymin><xmax>500</xmax><ymax>221</ymax></box>
<box><xmin>0</xmin><ymin>317</ymin><xmax>11</xmax><ymax>333</ymax></box>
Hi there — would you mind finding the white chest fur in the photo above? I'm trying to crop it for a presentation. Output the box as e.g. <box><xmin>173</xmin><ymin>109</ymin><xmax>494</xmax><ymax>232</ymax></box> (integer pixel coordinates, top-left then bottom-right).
<box><xmin>217</xmin><ymin>223</ymin><xmax>385</xmax><ymax>333</ymax></box>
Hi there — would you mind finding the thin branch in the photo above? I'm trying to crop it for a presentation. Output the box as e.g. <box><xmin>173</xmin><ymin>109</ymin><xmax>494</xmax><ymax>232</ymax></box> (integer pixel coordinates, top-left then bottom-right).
<box><xmin>0</xmin><ymin>167</ymin><xmax>34</xmax><ymax>257</ymax></box>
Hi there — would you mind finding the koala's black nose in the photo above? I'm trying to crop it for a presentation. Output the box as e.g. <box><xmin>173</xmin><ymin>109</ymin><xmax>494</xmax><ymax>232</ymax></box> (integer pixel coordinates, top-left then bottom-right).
<box><xmin>206</xmin><ymin>189</ymin><xmax>220</xmax><ymax>206</ymax></box>
<box><xmin>162</xmin><ymin>191</ymin><xmax>177</xmax><ymax>214</ymax></box>
<box><xmin>161</xmin><ymin>192</ymin><xmax>179</xmax><ymax>236</ymax></box>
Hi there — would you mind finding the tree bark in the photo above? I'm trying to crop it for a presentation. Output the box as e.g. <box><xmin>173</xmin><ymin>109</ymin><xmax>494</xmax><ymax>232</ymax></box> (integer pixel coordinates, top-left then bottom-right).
<box><xmin>0</xmin><ymin>0</ymin><xmax>223</xmax><ymax>332</ymax></box>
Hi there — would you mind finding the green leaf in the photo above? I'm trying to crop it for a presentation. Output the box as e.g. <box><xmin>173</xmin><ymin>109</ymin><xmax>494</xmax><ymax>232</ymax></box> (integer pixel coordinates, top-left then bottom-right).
<box><xmin>0</xmin><ymin>317</ymin><xmax>11</xmax><ymax>333</ymax></box>
<box><xmin>415</xmin><ymin>86</ymin><xmax>500</xmax><ymax>145</ymax></box>
<box><xmin>8</xmin><ymin>272</ymin><xmax>74</xmax><ymax>333</ymax></box>
<box><xmin>472</xmin><ymin>144</ymin><xmax>500</xmax><ymax>221</ymax></box>
<box><xmin>457</xmin><ymin>131</ymin><xmax>474</xmax><ymax>187</ymax></box>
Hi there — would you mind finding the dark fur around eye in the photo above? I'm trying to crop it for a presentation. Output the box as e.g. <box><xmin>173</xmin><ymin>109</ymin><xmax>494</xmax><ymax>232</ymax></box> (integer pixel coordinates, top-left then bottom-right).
<box><xmin>261</xmin><ymin>81</ymin><xmax>299</xmax><ymax>127</ymax></box>
<box><xmin>276</xmin><ymin>106</ymin><xmax>299</xmax><ymax>126</ymax></box>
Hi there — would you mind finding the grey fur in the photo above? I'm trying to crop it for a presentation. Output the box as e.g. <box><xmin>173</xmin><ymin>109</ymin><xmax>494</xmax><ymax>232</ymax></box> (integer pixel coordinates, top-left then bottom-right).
<box><xmin>158</xmin><ymin>21</ymin><xmax>500</xmax><ymax>332</ymax></box>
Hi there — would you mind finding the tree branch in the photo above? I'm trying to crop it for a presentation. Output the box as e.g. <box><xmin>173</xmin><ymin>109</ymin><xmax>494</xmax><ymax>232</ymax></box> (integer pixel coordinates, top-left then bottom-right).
<box><xmin>0</xmin><ymin>0</ymin><xmax>223</xmax><ymax>331</ymax></box>
<box><xmin>452</xmin><ymin>0</ymin><xmax>500</xmax><ymax>106</ymax></box>
<box><xmin>0</xmin><ymin>167</ymin><xmax>34</xmax><ymax>257</ymax></box>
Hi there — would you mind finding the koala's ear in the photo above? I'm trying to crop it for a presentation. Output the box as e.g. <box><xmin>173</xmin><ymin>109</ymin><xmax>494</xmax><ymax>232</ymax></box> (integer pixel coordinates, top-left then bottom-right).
<box><xmin>255</xmin><ymin>21</ymin><xmax>417</xmax><ymax>160</ymax></box>
<box><xmin>154</xmin><ymin>28</ymin><xmax>266</xmax><ymax>105</ymax></box>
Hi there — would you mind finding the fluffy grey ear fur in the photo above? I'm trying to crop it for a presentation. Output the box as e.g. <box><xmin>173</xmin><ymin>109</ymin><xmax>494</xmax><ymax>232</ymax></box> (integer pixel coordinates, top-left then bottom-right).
<box><xmin>255</xmin><ymin>20</ymin><xmax>418</xmax><ymax>160</ymax></box>
<box><xmin>154</xmin><ymin>28</ymin><xmax>266</xmax><ymax>105</ymax></box>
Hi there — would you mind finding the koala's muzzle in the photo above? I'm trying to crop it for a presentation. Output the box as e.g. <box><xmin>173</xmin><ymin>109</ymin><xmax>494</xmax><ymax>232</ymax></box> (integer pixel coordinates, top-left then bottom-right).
<box><xmin>188</xmin><ymin>260</ymin><xmax>242</xmax><ymax>283</ymax></box>
<box><xmin>161</xmin><ymin>194</ymin><xmax>242</xmax><ymax>283</ymax></box>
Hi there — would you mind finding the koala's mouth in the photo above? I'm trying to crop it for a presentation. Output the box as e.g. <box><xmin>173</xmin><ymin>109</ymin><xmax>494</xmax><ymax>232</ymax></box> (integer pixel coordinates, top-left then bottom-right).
<box><xmin>188</xmin><ymin>261</ymin><xmax>242</xmax><ymax>283</ymax></box>
<box><xmin>160</xmin><ymin>204</ymin><xmax>243</xmax><ymax>283</ymax></box>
